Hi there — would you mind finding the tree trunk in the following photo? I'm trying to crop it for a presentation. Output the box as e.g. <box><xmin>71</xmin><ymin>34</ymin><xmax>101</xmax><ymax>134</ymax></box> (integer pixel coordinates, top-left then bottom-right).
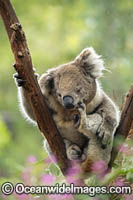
<box><xmin>0</xmin><ymin>0</ymin><xmax>70</xmax><ymax>175</ymax></box>
<box><xmin>109</xmin><ymin>85</ymin><xmax>133</xmax><ymax>167</ymax></box>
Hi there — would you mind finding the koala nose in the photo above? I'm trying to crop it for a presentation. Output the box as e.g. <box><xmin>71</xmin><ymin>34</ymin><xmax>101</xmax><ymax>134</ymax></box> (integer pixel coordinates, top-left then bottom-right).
<box><xmin>63</xmin><ymin>95</ymin><xmax>74</xmax><ymax>109</ymax></box>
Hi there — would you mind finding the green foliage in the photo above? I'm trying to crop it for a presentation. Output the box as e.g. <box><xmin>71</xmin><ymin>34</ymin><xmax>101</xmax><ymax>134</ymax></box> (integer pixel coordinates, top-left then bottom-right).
<box><xmin>0</xmin><ymin>0</ymin><xmax>133</xmax><ymax>200</ymax></box>
<box><xmin>0</xmin><ymin>116</ymin><xmax>11</xmax><ymax>151</ymax></box>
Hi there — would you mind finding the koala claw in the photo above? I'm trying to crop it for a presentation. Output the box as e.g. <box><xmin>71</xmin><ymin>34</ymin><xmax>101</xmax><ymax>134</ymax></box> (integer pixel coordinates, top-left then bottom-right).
<box><xmin>73</xmin><ymin>114</ymin><xmax>80</xmax><ymax>128</ymax></box>
<box><xmin>67</xmin><ymin>144</ymin><xmax>86</xmax><ymax>161</ymax></box>
<box><xmin>14</xmin><ymin>73</ymin><xmax>26</xmax><ymax>87</ymax></box>
<box><xmin>77</xmin><ymin>101</ymin><xmax>85</xmax><ymax>110</ymax></box>
<box><xmin>96</xmin><ymin>126</ymin><xmax>111</xmax><ymax>149</ymax></box>
<box><xmin>14</xmin><ymin>72</ymin><xmax>39</xmax><ymax>87</ymax></box>
<box><xmin>73</xmin><ymin>103</ymin><xmax>86</xmax><ymax>129</ymax></box>
<box><xmin>77</xmin><ymin>103</ymin><xmax>86</xmax><ymax>118</ymax></box>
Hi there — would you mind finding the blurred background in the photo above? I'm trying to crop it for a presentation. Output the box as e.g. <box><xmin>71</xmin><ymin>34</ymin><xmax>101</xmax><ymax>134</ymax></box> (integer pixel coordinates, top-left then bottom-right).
<box><xmin>0</xmin><ymin>0</ymin><xmax>133</xmax><ymax>199</ymax></box>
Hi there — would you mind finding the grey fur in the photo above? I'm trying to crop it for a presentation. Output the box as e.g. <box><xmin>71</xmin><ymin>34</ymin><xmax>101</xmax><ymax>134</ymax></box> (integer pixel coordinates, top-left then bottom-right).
<box><xmin>14</xmin><ymin>47</ymin><xmax>120</xmax><ymax>166</ymax></box>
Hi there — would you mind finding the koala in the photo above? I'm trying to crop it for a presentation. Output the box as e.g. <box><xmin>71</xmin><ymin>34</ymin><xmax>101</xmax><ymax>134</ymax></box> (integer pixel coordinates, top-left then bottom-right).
<box><xmin>14</xmin><ymin>47</ymin><xmax>120</xmax><ymax>168</ymax></box>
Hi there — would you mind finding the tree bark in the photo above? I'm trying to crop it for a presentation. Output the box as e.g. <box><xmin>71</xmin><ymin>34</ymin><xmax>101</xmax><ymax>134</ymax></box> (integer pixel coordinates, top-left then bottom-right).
<box><xmin>109</xmin><ymin>85</ymin><xmax>133</xmax><ymax>167</ymax></box>
<box><xmin>0</xmin><ymin>0</ymin><xmax>70</xmax><ymax>175</ymax></box>
<box><xmin>116</xmin><ymin>85</ymin><xmax>133</xmax><ymax>138</ymax></box>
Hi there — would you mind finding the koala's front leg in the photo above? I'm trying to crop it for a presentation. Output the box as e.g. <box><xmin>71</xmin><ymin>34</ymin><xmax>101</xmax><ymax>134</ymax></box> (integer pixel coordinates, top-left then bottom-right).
<box><xmin>13</xmin><ymin>72</ymin><xmax>39</xmax><ymax>122</ymax></box>
<box><xmin>96</xmin><ymin>120</ymin><xmax>111</xmax><ymax>149</ymax></box>
<box><xmin>77</xmin><ymin>103</ymin><xmax>102</xmax><ymax>138</ymax></box>
<box><xmin>95</xmin><ymin>117</ymin><xmax>115</xmax><ymax>149</ymax></box>
<box><xmin>95</xmin><ymin>96</ymin><xmax>120</xmax><ymax>149</ymax></box>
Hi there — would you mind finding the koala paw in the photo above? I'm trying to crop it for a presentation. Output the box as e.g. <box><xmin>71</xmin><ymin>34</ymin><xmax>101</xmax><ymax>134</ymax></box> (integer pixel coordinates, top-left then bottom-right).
<box><xmin>13</xmin><ymin>73</ymin><xmax>26</xmax><ymax>87</ymax></box>
<box><xmin>77</xmin><ymin>103</ymin><xmax>87</xmax><ymax>130</ymax></box>
<box><xmin>77</xmin><ymin>101</ymin><xmax>86</xmax><ymax>110</ymax></box>
<box><xmin>96</xmin><ymin>126</ymin><xmax>112</xmax><ymax>149</ymax></box>
<box><xmin>66</xmin><ymin>144</ymin><xmax>86</xmax><ymax>161</ymax></box>
<box><xmin>73</xmin><ymin>114</ymin><xmax>81</xmax><ymax>128</ymax></box>
<box><xmin>73</xmin><ymin>102</ymin><xmax>86</xmax><ymax>129</ymax></box>
<box><xmin>13</xmin><ymin>72</ymin><xmax>39</xmax><ymax>87</ymax></box>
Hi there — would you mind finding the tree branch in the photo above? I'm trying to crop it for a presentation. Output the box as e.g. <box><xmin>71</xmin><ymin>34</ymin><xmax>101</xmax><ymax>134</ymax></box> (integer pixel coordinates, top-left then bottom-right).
<box><xmin>0</xmin><ymin>0</ymin><xmax>70</xmax><ymax>175</ymax></box>
<box><xmin>117</xmin><ymin>85</ymin><xmax>133</xmax><ymax>137</ymax></box>
<box><xmin>109</xmin><ymin>85</ymin><xmax>133</xmax><ymax>167</ymax></box>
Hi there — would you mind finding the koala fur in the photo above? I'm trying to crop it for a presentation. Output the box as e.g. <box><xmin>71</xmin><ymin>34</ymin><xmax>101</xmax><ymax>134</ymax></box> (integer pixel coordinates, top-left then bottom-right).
<box><xmin>77</xmin><ymin>104</ymin><xmax>112</xmax><ymax>172</ymax></box>
<box><xmin>14</xmin><ymin>47</ymin><xmax>120</xmax><ymax>170</ymax></box>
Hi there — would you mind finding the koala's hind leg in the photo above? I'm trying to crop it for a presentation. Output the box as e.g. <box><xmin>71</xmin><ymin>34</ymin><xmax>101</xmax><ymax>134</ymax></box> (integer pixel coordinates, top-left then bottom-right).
<box><xmin>44</xmin><ymin>139</ymin><xmax>86</xmax><ymax>161</ymax></box>
<box><xmin>64</xmin><ymin>139</ymin><xmax>86</xmax><ymax>161</ymax></box>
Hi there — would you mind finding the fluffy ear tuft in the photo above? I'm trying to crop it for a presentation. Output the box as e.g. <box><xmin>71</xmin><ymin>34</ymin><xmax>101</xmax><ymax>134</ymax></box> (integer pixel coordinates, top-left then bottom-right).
<box><xmin>75</xmin><ymin>47</ymin><xmax>105</xmax><ymax>78</ymax></box>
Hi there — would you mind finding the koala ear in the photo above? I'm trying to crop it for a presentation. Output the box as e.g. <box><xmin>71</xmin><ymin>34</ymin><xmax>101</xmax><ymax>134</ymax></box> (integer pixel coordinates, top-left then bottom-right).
<box><xmin>39</xmin><ymin>73</ymin><xmax>54</xmax><ymax>92</ymax></box>
<box><xmin>47</xmin><ymin>76</ymin><xmax>54</xmax><ymax>89</ymax></box>
<box><xmin>75</xmin><ymin>47</ymin><xmax>105</xmax><ymax>78</ymax></box>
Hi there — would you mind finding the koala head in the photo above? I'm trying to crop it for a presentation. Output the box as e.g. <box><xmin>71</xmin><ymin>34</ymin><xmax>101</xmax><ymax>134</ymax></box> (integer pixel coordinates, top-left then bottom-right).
<box><xmin>39</xmin><ymin>47</ymin><xmax>104</xmax><ymax>110</ymax></box>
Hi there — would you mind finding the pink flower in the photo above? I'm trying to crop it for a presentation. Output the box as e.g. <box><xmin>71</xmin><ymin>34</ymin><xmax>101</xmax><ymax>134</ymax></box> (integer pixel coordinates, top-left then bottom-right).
<box><xmin>60</xmin><ymin>194</ymin><xmax>73</xmax><ymax>200</ymax></box>
<box><xmin>66</xmin><ymin>162</ymin><xmax>82</xmax><ymax>185</ymax></box>
<box><xmin>27</xmin><ymin>155</ymin><xmax>37</xmax><ymax>164</ymax></box>
<box><xmin>125</xmin><ymin>194</ymin><xmax>133</xmax><ymax>200</ymax></box>
<box><xmin>91</xmin><ymin>160</ymin><xmax>108</xmax><ymax>175</ymax></box>
<box><xmin>48</xmin><ymin>194</ymin><xmax>60</xmax><ymax>200</ymax></box>
<box><xmin>45</xmin><ymin>157</ymin><xmax>52</xmax><ymax>164</ymax></box>
<box><xmin>41</xmin><ymin>174</ymin><xmax>55</xmax><ymax>185</ymax></box>
<box><xmin>14</xmin><ymin>192</ymin><xmax>30</xmax><ymax>200</ymax></box>
<box><xmin>1</xmin><ymin>194</ymin><xmax>6</xmax><ymax>199</ymax></box>
<box><xmin>21</xmin><ymin>168</ymin><xmax>31</xmax><ymax>184</ymax></box>
<box><xmin>50</xmin><ymin>155</ymin><xmax>57</xmax><ymax>163</ymax></box>
<box><xmin>66</xmin><ymin>176</ymin><xmax>78</xmax><ymax>184</ymax></box>
<box><xmin>45</xmin><ymin>155</ymin><xmax>57</xmax><ymax>164</ymax></box>
<box><xmin>48</xmin><ymin>194</ymin><xmax>72</xmax><ymax>200</ymax></box>
<box><xmin>118</xmin><ymin>144</ymin><xmax>130</xmax><ymax>156</ymax></box>
<box><xmin>67</xmin><ymin>162</ymin><xmax>81</xmax><ymax>177</ymax></box>
<box><xmin>114</xmin><ymin>177</ymin><xmax>125</xmax><ymax>187</ymax></box>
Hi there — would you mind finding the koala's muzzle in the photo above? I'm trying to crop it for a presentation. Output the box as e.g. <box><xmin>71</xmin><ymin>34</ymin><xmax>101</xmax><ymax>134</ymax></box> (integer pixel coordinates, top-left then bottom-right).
<box><xmin>63</xmin><ymin>95</ymin><xmax>74</xmax><ymax>109</ymax></box>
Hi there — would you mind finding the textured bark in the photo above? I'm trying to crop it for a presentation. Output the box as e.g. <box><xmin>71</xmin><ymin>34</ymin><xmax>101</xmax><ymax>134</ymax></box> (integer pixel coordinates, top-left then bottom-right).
<box><xmin>0</xmin><ymin>0</ymin><xmax>70</xmax><ymax>174</ymax></box>
<box><xmin>109</xmin><ymin>85</ymin><xmax>133</xmax><ymax>167</ymax></box>
<box><xmin>116</xmin><ymin>85</ymin><xmax>133</xmax><ymax>138</ymax></box>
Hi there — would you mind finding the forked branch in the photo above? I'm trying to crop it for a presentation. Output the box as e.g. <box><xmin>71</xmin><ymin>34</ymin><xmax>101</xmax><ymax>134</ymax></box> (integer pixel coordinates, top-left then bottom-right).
<box><xmin>0</xmin><ymin>0</ymin><xmax>70</xmax><ymax>175</ymax></box>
